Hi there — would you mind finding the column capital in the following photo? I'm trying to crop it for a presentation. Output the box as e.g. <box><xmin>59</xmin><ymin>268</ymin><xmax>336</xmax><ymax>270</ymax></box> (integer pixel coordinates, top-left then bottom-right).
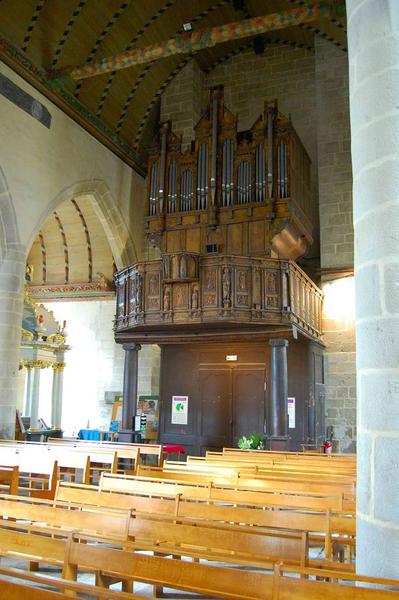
<box><xmin>269</xmin><ymin>339</ymin><xmax>289</xmax><ymax>348</ymax></box>
<box><xmin>52</xmin><ymin>362</ymin><xmax>66</xmax><ymax>372</ymax></box>
<box><xmin>123</xmin><ymin>343</ymin><xmax>142</xmax><ymax>352</ymax></box>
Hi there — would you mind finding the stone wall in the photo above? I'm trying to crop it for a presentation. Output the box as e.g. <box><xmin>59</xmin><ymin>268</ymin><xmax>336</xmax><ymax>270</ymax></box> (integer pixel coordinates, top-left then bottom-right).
<box><xmin>0</xmin><ymin>60</ymin><xmax>146</xmax><ymax>437</ymax></box>
<box><xmin>315</xmin><ymin>38</ymin><xmax>356</xmax><ymax>452</ymax></box>
<box><xmin>161</xmin><ymin>60</ymin><xmax>206</xmax><ymax>151</ymax></box>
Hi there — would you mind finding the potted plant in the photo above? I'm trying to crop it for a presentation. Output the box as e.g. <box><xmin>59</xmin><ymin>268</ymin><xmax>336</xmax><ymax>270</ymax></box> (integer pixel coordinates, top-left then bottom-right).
<box><xmin>238</xmin><ymin>432</ymin><xmax>264</xmax><ymax>450</ymax></box>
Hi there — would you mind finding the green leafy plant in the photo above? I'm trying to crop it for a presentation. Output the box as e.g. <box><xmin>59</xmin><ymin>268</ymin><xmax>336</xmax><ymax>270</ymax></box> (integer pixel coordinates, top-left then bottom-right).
<box><xmin>238</xmin><ymin>432</ymin><xmax>264</xmax><ymax>450</ymax></box>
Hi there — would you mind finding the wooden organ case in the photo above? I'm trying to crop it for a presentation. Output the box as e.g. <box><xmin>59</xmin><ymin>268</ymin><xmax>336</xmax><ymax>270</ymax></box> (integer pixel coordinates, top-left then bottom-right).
<box><xmin>115</xmin><ymin>87</ymin><xmax>325</xmax><ymax>453</ymax></box>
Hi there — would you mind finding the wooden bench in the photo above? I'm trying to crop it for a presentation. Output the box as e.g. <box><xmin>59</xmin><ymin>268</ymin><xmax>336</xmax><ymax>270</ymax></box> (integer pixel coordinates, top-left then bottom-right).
<box><xmin>100</xmin><ymin>472</ymin><xmax>355</xmax><ymax>512</ymax></box>
<box><xmin>0</xmin><ymin>531</ymin><xmax>397</xmax><ymax>600</ymax></box>
<box><xmin>0</xmin><ymin>443</ymin><xmax>139</xmax><ymax>497</ymax></box>
<box><xmin>134</xmin><ymin>465</ymin><xmax>356</xmax><ymax>499</ymax></box>
<box><xmin>0</xmin><ymin>465</ymin><xmax>19</xmax><ymax>495</ymax></box>
<box><xmin>0</xmin><ymin>566</ymin><xmax>142</xmax><ymax>600</ymax></box>
<box><xmin>47</xmin><ymin>438</ymin><xmax>161</xmax><ymax>466</ymax></box>
<box><xmin>56</xmin><ymin>481</ymin><xmax>355</xmax><ymax>562</ymax></box>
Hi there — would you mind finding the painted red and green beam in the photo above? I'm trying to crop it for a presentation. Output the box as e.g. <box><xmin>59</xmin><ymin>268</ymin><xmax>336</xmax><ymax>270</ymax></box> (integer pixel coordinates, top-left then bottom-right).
<box><xmin>48</xmin><ymin>2</ymin><xmax>345</xmax><ymax>87</ymax></box>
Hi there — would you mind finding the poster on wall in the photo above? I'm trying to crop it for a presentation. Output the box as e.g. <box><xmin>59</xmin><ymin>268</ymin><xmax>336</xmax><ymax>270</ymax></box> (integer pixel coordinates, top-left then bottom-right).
<box><xmin>288</xmin><ymin>397</ymin><xmax>296</xmax><ymax>429</ymax></box>
<box><xmin>171</xmin><ymin>396</ymin><xmax>188</xmax><ymax>425</ymax></box>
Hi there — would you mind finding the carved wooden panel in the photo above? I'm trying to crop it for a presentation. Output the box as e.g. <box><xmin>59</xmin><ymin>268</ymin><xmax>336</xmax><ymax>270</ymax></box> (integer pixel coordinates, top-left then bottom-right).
<box><xmin>115</xmin><ymin>257</ymin><xmax>323</xmax><ymax>343</ymax></box>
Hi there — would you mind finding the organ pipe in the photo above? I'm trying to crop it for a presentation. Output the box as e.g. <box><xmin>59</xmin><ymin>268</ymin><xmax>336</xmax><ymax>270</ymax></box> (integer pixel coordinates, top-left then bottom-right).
<box><xmin>149</xmin><ymin>162</ymin><xmax>158</xmax><ymax>215</ymax></box>
<box><xmin>159</xmin><ymin>129</ymin><xmax>167</xmax><ymax>213</ymax></box>
<box><xmin>267</xmin><ymin>105</ymin><xmax>274</xmax><ymax>198</ymax></box>
<box><xmin>211</xmin><ymin>90</ymin><xmax>218</xmax><ymax>206</ymax></box>
<box><xmin>168</xmin><ymin>159</ymin><xmax>177</xmax><ymax>213</ymax></box>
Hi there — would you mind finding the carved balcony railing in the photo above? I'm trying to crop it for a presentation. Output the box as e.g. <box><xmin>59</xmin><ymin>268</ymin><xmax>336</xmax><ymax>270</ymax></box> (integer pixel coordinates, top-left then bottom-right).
<box><xmin>114</xmin><ymin>257</ymin><xmax>322</xmax><ymax>342</ymax></box>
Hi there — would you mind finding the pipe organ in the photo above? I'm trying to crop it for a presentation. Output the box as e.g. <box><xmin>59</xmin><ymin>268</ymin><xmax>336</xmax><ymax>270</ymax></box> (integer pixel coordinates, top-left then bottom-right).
<box><xmin>115</xmin><ymin>87</ymin><xmax>321</xmax><ymax>342</ymax></box>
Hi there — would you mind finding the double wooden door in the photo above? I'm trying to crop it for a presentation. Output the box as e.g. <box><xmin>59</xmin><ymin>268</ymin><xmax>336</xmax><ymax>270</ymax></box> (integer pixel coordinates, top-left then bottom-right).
<box><xmin>199</xmin><ymin>366</ymin><xmax>266</xmax><ymax>451</ymax></box>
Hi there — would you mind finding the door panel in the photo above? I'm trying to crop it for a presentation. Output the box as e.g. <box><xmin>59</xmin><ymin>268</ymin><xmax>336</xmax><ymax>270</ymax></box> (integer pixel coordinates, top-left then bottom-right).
<box><xmin>199</xmin><ymin>369</ymin><xmax>231</xmax><ymax>453</ymax></box>
<box><xmin>232</xmin><ymin>368</ymin><xmax>266</xmax><ymax>447</ymax></box>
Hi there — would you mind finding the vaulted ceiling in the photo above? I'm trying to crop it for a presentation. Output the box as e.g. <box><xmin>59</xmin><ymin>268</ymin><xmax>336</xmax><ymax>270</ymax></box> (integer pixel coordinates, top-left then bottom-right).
<box><xmin>27</xmin><ymin>195</ymin><xmax>116</xmax><ymax>299</ymax></box>
<box><xmin>0</xmin><ymin>0</ymin><xmax>346</xmax><ymax>175</ymax></box>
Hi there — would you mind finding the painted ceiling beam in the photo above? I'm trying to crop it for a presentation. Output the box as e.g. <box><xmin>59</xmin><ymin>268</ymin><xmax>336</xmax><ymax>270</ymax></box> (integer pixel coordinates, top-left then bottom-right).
<box><xmin>49</xmin><ymin>2</ymin><xmax>345</xmax><ymax>86</ymax></box>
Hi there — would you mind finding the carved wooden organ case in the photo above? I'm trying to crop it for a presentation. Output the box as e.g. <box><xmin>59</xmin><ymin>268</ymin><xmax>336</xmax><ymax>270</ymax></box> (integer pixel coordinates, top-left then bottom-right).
<box><xmin>115</xmin><ymin>87</ymin><xmax>322</xmax><ymax>342</ymax></box>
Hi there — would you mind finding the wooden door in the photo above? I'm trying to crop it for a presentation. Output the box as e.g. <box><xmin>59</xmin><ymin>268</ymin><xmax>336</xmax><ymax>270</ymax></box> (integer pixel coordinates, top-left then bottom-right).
<box><xmin>198</xmin><ymin>369</ymin><xmax>231</xmax><ymax>454</ymax></box>
<box><xmin>232</xmin><ymin>368</ymin><xmax>266</xmax><ymax>447</ymax></box>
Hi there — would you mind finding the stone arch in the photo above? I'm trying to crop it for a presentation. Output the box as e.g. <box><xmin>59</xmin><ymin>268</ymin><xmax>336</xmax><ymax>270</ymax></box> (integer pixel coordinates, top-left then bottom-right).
<box><xmin>0</xmin><ymin>165</ymin><xmax>20</xmax><ymax>262</ymax></box>
<box><xmin>28</xmin><ymin>179</ymin><xmax>137</xmax><ymax>269</ymax></box>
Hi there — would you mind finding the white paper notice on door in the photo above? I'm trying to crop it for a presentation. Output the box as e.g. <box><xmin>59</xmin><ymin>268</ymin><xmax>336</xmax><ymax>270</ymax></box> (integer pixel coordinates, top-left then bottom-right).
<box><xmin>288</xmin><ymin>397</ymin><xmax>296</xmax><ymax>429</ymax></box>
<box><xmin>171</xmin><ymin>396</ymin><xmax>188</xmax><ymax>425</ymax></box>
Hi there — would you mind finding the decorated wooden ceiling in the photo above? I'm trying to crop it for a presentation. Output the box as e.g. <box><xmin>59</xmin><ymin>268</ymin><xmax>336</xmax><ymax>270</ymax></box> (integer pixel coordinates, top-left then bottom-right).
<box><xmin>27</xmin><ymin>195</ymin><xmax>116</xmax><ymax>300</ymax></box>
<box><xmin>0</xmin><ymin>0</ymin><xmax>346</xmax><ymax>175</ymax></box>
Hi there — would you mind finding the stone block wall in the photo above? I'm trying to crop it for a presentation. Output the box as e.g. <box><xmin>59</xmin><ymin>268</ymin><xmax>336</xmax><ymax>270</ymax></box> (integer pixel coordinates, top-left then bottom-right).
<box><xmin>315</xmin><ymin>38</ymin><xmax>356</xmax><ymax>452</ymax></box>
<box><xmin>161</xmin><ymin>60</ymin><xmax>206</xmax><ymax>151</ymax></box>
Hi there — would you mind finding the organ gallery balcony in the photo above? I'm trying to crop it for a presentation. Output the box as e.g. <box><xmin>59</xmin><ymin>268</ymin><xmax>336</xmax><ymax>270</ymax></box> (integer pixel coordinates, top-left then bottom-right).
<box><xmin>114</xmin><ymin>257</ymin><xmax>322</xmax><ymax>343</ymax></box>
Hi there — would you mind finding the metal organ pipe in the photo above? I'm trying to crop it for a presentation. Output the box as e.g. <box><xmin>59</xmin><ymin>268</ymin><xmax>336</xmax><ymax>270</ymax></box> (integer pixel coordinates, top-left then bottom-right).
<box><xmin>159</xmin><ymin>129</ymin><xmax>167</xmax><ymax>213</ymax></box>
<box><xmin>278</xmin><ymin>139</ymin><xmax>288</xmax><ymax>198</ymax></box>
<box><xmin>197</xmin><ymin>143</ymin><xmax>208</xmax><ymax>210</ymax></box>
<box><xmin>222</xmin><ymin>140</ymin><xmax>227</xmax><ymax>206</ymax></box>
<box><xmin>222</xmin><ymin>138</ymin><xmax>233</xmax><ymax>206</ymax></box>
<box><xmin>181</xmin><ymin>169</ymin><xmax>193</xmax><ymax>211</ymax></box>
<box><xmin>267</xmin><ymin>106</ymin><xmax>274</xmax><ymax>199</ymax></box>
<box><xmin>168</xmin><ymin>159</ymin><xmax>177</xmax><ymax>213</ymax></box>
<box><xmin>149</xmin><ymin>162</ymin><xmax>158</xmax><ymax>215</ymax></box>
<box><xmin>211</xmin><ymin>90</ymin><xmax>218</xmax><ymax>206</ymax></box>
<box><xmin>255</xmin><ymin>144</ymin><xmax>265</xmax><ymax>202</ymax></box>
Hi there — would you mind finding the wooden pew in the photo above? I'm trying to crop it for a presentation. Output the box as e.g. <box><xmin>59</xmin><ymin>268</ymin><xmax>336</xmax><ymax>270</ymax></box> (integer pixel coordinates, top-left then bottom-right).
<box><xmin>134</xmin><ymin>465</ymin><xmax>356</xmax><ymax>499</ymax></box>
<box><xmin>0</xmin><ymin>530</ymin><xmax>397</xmax><ymax>600</ymax></box>
<box><xmin>47</xmin><ymin>437</ymin><xmax>161</xmax><ymax>466</ymax></box>
<box><xmin>56</xmin><ymin>481</ymin><xmax>355</xmax><ymax>562</ymax></box>
<box><xmin>0</xmin><ymin>443</ymin><xmax>139</xmax><ymax>497</ymax></box>
<box><xmin>100</xmin><ymin>472</ymin><xmax>355</xmax><ymax>513</ymax></box>
<box><xmin>0</xmin><ymin>494</ymin><xmax>310</xmax><ymax>571</ymax></box>
<box><xmin>0</xmin><ymin>566</ymin><xmax>143</xmax><ymax>600</ymax></box>
<box><xmin>0</xmin><ymin>465</ymin><xmax>19</xmax><ymax>494</ymax></box>
<box><xmin>0</xmin><ymin>494</ymin><xmax>131</xmax><ymax>541</ymax></box>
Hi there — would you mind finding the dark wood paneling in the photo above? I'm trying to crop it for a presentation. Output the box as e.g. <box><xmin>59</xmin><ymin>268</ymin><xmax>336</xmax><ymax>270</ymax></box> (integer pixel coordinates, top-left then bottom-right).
<box><xmin>159</xmin><ymin>340</ymin><xmax>320</xmax><ymax>455</ymax></box>
<box><xmin>232</xmin><ymin>368</ymin><xmax>266</xmax><ymax>446</ymax></box>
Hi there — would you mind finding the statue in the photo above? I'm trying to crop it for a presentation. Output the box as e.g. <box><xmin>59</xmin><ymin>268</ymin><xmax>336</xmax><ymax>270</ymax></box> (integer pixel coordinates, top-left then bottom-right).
<box><xmin>179</xmin><ymin>254</ymin><xmax>188</xmax><ymax>279</ymax></box>
<box><xmin>191</xmin><ymin>285</ymin><xmax>199</xmax><ymax>310</ymax></box>
<box><xmin>222</xmin><ymin>267</ymin><xmax>231</xmax><ymax>307</ymax></box>
<box><xmin>163</xmin><ymin>286</ymin><xmax>171</xmax><ymax>311</ymax></box>
<box><xmin>136</xmin><ymin>273</ymin><xmax>143</xmax><ymax>312</ymax></box>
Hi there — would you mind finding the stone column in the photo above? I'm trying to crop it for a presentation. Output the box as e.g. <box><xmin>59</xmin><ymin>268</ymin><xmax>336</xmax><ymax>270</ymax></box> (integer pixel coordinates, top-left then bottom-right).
<box><xmin>24</xmin><ymin>363</ymin><xmax>33</xmax><ymax>416</ymax></box>
<box><xmin>347</xmin><ymin>0</ymin><xmax>399</xmax><ymax>578</ymax></box>
<box><xmin>30</xmin><ymin>360</ymin><xmax>42</xmax><ymax>429</ymax></box>
<box><xmin>122</xmin><ymin>344</ymin><xmax>141</xmax><ymax>430</ymax></box>
<box><xmin>268</xmin><ymin>339</ymin><xmax>289</xmax><ymax>450</ymax></box>
<box><xmin>0</xmin><ymin>245</ymin><xmax>26</xmax><ymax>439</ymax></box>
<box><xmin>51</xmin><ymin>362</ymin><xmax>65</xmax><ymax>428</ymax></box>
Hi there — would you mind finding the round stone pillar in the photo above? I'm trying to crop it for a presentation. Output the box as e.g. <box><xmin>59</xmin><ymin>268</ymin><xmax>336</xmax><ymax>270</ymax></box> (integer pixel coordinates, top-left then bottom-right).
<box><xmin>347</xmin><ymin>0</ymin><xmax>399</xmax><ymax>578</ymax></box>
<box><xmin>30</xmin><ymin>361</ymin><xmax>42</xmax><ymax>429</ymax></box>
<box><xmin>268</xmin><ymin>339</ymin><xmax>289</xmax><ymax>450</ymax></box>
<box><xmin>24</xmin><ymin>363</ymin><xmax>33</xmax><ymax>416</ymax></box>
<box><xmin>51</xmin><ymin>362</ymin><xmax>65</xmax><ymax>428</ymax></box>
<box><xmin>0</xmin><ymin>246</ymin><xmax>25</xmax><ymax>438</ymax></box>
<box><xmin>121</xmin><ymin>343</ymin><xmax>141</xmax><ymax>430</ymax></box>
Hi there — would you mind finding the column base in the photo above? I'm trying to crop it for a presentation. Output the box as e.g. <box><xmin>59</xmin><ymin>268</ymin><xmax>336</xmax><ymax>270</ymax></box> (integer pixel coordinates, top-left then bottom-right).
<box><xmin>266</xmin><ymin>436</ymin><xmax>290</xmax><ymax>451</ymax></box>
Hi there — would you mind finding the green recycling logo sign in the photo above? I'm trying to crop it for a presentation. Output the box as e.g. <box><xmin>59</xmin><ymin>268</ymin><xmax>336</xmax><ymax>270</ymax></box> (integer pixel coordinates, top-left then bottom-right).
<box><xmin>172</xmin><ymin>396</ymin><xmax>188</xmax><ymax>424</ymax></box>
